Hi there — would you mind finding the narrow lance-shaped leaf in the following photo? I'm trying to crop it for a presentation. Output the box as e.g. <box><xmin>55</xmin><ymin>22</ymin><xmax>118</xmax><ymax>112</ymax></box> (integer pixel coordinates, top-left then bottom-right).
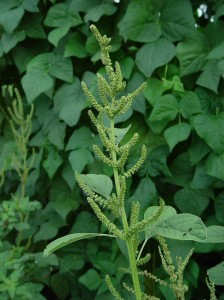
<box><xmin>43</xmin><ymin>233</ymin><xmax>115</xmax><ymax>257</ymax></box>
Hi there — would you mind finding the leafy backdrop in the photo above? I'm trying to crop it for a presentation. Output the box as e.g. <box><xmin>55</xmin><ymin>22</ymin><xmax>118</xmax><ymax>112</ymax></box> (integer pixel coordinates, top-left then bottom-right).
<box><xmin>0</xmin><ymin>0</ymin><xmax>224</xmax><ymax>299</ymax></box>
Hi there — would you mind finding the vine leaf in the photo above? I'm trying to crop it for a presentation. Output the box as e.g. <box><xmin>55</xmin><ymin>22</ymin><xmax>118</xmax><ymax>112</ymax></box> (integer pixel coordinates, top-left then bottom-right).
<box><xmin>80</xmin><ymin>174</ymin><xmax>113</xmax><ymax>199</ymax></box>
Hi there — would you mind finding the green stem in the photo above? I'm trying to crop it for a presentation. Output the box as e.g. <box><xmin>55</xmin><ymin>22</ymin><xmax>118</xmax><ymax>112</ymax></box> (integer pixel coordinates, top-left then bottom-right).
<box><xmin>110</xmin><ymin>119</ymin><xmax>142</xmax><ymax>300</ymax></box>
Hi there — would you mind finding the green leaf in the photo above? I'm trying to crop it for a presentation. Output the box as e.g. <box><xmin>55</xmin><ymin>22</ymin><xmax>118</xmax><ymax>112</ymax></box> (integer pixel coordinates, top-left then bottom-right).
<box><xmin>144</xmin><ymin>205</ymin><xmax>177</xmax><ymax>240</ymax></box>
<box><xmin>194</xmin><ymin>114</ymin><xmax>224</xmax><ymax>154</ymax></box>
<box><xmin>203</xmin><ymin>226</ymin><xmax>224</xmax><ymax>243</ymax></box>
<box><xmin>129</xmin><ymin>177</ymin><xmax>157</xmax><ymax>219</ymax></box>
<box><xmin>218</xmin><ymin>59</ymin><xmax>224</xmax><ymax>79</ymax></box>
<box><xmin>71</xmin><ymin>211</ymin><xmax>98</xmax><ymax>234</ymax></box>
<box><xmin>80</xmin><ymin>174</ymin><xmax>113</xmax><ymax>199</ymax></box>
<box><xmin>179</xmin><ymin>91</ymin><xmax>202</xmax><ymax>119</ymax></box>
<box><xmin>114</xmin><ymin>125</ymin><xmax>131</xmax><ymax>146</ymax></box>
<box><xmin>0</xmin><ymin>7</ymin><xmax>24</xmax><ymax>33</ymax></box>
<box><xmin>120</xmin><ymin>57</ymin><xmax>135</xmax><ymax>79</ymax></box>
<box><xmin>164</xmin><ymin>123</ymin><xmax>191</xmax><ymax>151</ymax></box>
<box><xmin>54</xmin><ymin>78</ymin><xmax>87</xmax><ymax>127</ymax></box>
<box><xmin>160</xmin><ymin>0</ymin><xmax>195</xmax><ymax>41</ymax></box>
<box><xmin>44</xmin><ymin>3</ymin><xmax>82</xmax><ymax>28</ymax></box>
<box><xmin>145</xmin><ymin>145</ymin><xmax>171</xmax><ymax>177</ymax></box>
<box><xmin>127</xmin><ymin>72</ymin><xmax>146</xmax><ymax>114</ymax></box>
<box><xmin>32</xmin><ymin>252</ymin><xmax>58</xmax><ymax>267</ymax></box>
<box><xmin>174</xmin><ymin>187</ymin><xmax>210</xmax><ymax>216</ymax></box>
<box><xmin>66</xmin><ymin>127</ymin><xmax>94</xmax><ymax>151</ymax></box>
<box><xmin>84</xmin><ymin>3</ymin><xmax>117</xmax><ymax>22</ymax></box>
<box><xmin>12</xmin><ymin>46</ymin><xmax>36</xmax><ymax>74</ymax></box>
<box><xmin>136</xmin><ymin>38</ymin><xmax>176</xmax><ymax>77</ymax></box>
<box><xmin>207</xmin><ymin>41</ymin><xmax>224</xmax><ymax>60</ymax></box>
<box><xmin>191</xmin><ymin>162</ymin><xmax>214</xmax><ymax>189</ymax></box>
<box><xmin>118</xmin><ymin>0</ymin><xmax>162</xmax><ymax>43</ymax></box>
<box><xmin>22</xmin><ymin>14</ymin><xmax>45</xmax><ymax>39</ymax></box>
<box><xmin>43</xmin><ymin>110</ymin><xmax>66</xmax><ymax>150</ymax></box>
<box><xmin>206</xmin><ymin>152</ymin><xmax>224</xmax><ymax>180</ymax></box>
<box><xmin>64</xmin><ymin>32</ymin><xmax>87</xmax><ymax>58</ymax></box>
<box><xmin>143</xmin><ymin>78</ymin><xmax>167</xmax><ymax>106</ymax></box>
<box><xmin>208</xmin><ymin>262</ymin><xmax>224</xmax><ymax>286</ymax></box>
<box><xmin>145</xmin><ymin>210</ymin><xmax>207</xmax><ymax>242</ymax></box>
<box><xmin>69</xmin><ymin>149</ymin><xmax>93</xmax><ymax>173</ymax></box>
<box><xmin>189</xmin><ymin>137</ymin><xmax>211</xmax><ymax>165</ymax></box>
<box><xmin>49</xmin><ymin>179</ymin><xmax>79</xmax><ymax>219</ymax></box>
<box><xmin>34</xmin><ymin>214</ymin><xmax>65</xmax><ymax>242</ymax></box>
<box><xmin>62</xmin><ymin>162</ymin><xmax>76</xmax><ymax>190</ymax></box>
<box><xmin>177</xmin><ymin>31</ymin><xmax>208</xmax><ymax>76</ymax></box>
<box><xmin>166</xmin><ymin>152</ymin><xmax>194</xmax><ymax>187</ymax></box>
<box><xmin>1</xmin><ymin>30</ymin><xmax>26</xmax><ymax>53</ymax></box>
<box><xmin>43</xmin><ymin>233</ymin><xmax>114</xmax><ymax>257</ymax></box>
<box><xmin>22</xmin><ymin>70</ymin><xmax>53</xmax><ymax>104</ymax></box>
<box><xmin>27</xmin><ymin>53</ymin><xmax>73</xmax><ymax>82</ymax></box>
<box><xmin>79</xmin><ymin>269</ymin><xmax>101</xmax><ymax>291</ymax></box>
<box><xmin>48</xmin><ymin>25</ymin><xmax>70</xmax><ymax>47</ymax></box>
<box><xmin>48</xmin><ymin>55</ymin><xmax>73</xmax><ymax>82</ymax></box>
<box><xmin>196</xmin><ymin>60</ymin><xmax>220</xmax><ymax>93</ymax></box>
<box><xmin>65</xmin><ymin>127</ymin><xmax>94</xmax><ymax>151</ymax></box>
<box><xmin>149</xmin><ymin>94</ymin><xmax>179</xmax><ymax>122</ymax></box>
<box><xmin>22</xmin><ymin>0</ymin><xmax>39</xmax><ymax>12</ymax></box>
<box><xmin>215</xmin><ymin>192</ymin><xmax>224</xmax><ymax>225</ymax></box>
<box><xmin>43</xmin><ymin>148</ymin><xmax>63</xmax><ymax>179</ymax></box>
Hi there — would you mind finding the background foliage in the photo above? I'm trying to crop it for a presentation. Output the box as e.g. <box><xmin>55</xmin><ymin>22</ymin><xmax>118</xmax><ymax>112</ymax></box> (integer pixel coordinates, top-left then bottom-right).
<box><xmin>0</xmin><ymin>0</ymin><xmax>224</xmax><ymax>299</ymax></box>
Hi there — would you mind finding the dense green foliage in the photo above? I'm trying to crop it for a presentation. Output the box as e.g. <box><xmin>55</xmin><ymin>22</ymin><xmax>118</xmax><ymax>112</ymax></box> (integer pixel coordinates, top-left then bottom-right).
<box><xmin>0</xmin><ymin>0</ymin><xmax>224</xmax><ymax>299</ymax></box>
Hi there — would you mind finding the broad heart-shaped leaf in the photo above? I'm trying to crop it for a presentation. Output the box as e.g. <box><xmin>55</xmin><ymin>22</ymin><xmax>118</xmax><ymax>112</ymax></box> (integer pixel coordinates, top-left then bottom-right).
<box><xmin>2</xmin><ymin>30</ymin><xmax>26</xmax><ymax>53</ymax></box>
<box><xmin>48</xmin><ymin>25</ymin><xmax>70</xmax><ymax>47</ymax></box>
<box><xmin>136</xmin><ymin>38</ymin><xmax>176</xmax><ymax>77</ymax></box>
<box><xmin>66</xmin><ymin>127</ymin><xmax>94</xmax><ymax>151</ymax></box>
<box><xmin>176</xmin><ymin>31</ymin><xmax>208</xmax><ymax>76</ymax></box>
<box><xmin>43</xmin><ymin>149</ymin><xmax>63</xmax><ymax>179</ymax></box>
<box><xmin>196</xmin><ymin>60</ymin><xmax>221</xmax><ymax>93</ymax></box>
<box><xmin>68</xmin><ymin>149</ymin><xmax>93</xmax><ymax>173</ymax></box>
<box><xmin>160</xmin><ymin>0</ymin><xmax>195</xmax><ymax>42</ymax></box>
<box><xmin>44</xmin><ymin>3</ymin><xmax>82</xmax><ymax>28</ymax></box>
<box><xmin>207</xmin><ymin>262</ymin><xmax>224</xmax><ymax>286</ymax></box>
<box><xmin>144</xmin><ymin>205</ymin><xmax>177</xmax><ymax>240</ymax></box>
<box><xmin>43</xmin><ymin>233</ymin><xmax>115</xmax><ymax>257</ymax></box>
<box><xmin>156</xmin><ymin>214</ymin><xmax>207</xmax><ymax>241</ymax></box>
<box><xmin>27</xmin><ymin>53</ymin><xmax>73</xmax><ymax>82</ymax></box>
<box><xmin>118</xmin><ymin>0</ymin><xmax>162</xmax><ymax>43</ymax></box>
<box><xmin>194</xmin><ymin>113</ymin><xmax>224</xmax><ymax>155</ymax></box>
<box><xmin>206</xmin><ymin>152</ymin><xmax>224</xmax><ymax>180</ymax></box>
<box><xmin>207</xmin><ymin>40</ymin><xmax>224</xmax><ymax>60</ymax></box>
<box><xmin>49</xmin><ymin>179</ymin><xmax>79</xmax><ymax>220</ymax></box>
<box><xmin>0</xmin><ymin>6</ymin><xmax>24</xmax><ymax>34</ymax></box>
<box><xmin>201</xmin><ymin>226</ymin><xmax>224</xmax><ymax>243</ymax></box>
<box><xmin>179</xmin><ymin>91</ymin><xmax>202</xmax><ymax>119</ymax></box>
<box><xmin>164</xmin><ymin>123</ymin><xmax>191</xmax><ymax>151</ymax></box>
<box><xmin>64</xmin><ymin>32</ymin><xmax>87</xmax><ymax>58</ymax></box>
<box><xmin>54</xmin><ymin>78</ymin><xmax>87</xmax><ymax>127</ymax></box>
<box><xmin>84</xmin><ymin>3</ymin><xmax>117</xmax><ymax>22</ymax></box>
<box><xmin>149</xmin><ymin>94</ymin><xmax>179</xmax><ymax>122</ymax></box>
<box><xmin>79</xmin><ymin>269</ymin><xmax>101</xmax><ymax>291</ymax></box>
<box><xmin>174</xmin><ymin>187</ymin><xmax>210</xmax><ymax>216</ymax></box>
<box><xmin>80</xmin><ymin>174</ymin><xmax>113</xmax><ymax>199</ymax></box>
<box><xmin>114</xmin><ymin>125</ymin><xmax>131</xmax><ymax>146</ymax></box>
<box><xmin>22</xmin><ymin>70</ymin><xmax>53</xmax><ymax>104</ymax></box>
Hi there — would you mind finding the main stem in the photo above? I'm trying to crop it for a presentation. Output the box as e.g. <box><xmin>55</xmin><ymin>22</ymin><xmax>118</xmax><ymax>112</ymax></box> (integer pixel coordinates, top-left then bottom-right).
<box><xmin>110</xmin><ymin>119</ymin><xmax>142</xmax><ymax>300</ymax></box>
